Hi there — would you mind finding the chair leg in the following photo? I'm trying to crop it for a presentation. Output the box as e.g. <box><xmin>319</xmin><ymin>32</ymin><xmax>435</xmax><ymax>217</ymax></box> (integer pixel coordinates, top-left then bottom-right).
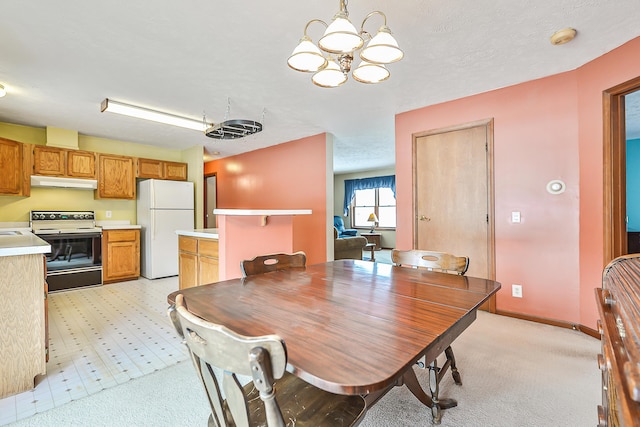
<box><xmin>444</xmin><ymin>346</ymin><xmax>462</xmax><ymax>385</ymax></box>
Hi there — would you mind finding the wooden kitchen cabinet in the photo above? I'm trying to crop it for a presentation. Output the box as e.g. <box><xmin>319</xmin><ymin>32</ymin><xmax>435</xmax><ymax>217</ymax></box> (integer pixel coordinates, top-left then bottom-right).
<box><xmin>102</xmin><ymin>229</ymin><xmax>140</xmax><ymax>283</ymax></box>
<box><xmin>0</xmin><ymin>253</ymin><xmax>46</xmax><ymax>398</ymax></box>
<box><xmin>136</xmin><ymin>157</ymin><xmax>188</xmax><ymax>181</ymax></box>
<box><xmin>0</xmin><ymin>137</ymin><xmax>29</xmax><ymax>196</ymax></box>
<box><xmin>164</xmin><ymin>161</ymin><xmax>188</xmax><ymax>180</ymax></box>
<box><xmin>43</xmin><ymin>255</ymin><xmax>49</xmax><ymax>363</ymax></box>
<box><xmin>67</xmin><ymin>150</ymin><xmax>96</xmax><ymax>178</ymax></box>
<box><xmin>33</xmin><ymin>145</ymin><xmax>65</xmax><ymax>176</ymax></box>
<box><xmin>33</xmin><ymin>145</ymin><xmax>96</xmax><ymax>178</ymax></box>
<box><xmin>96</xmin><ymin>154</ymin><xmax>136</xmax><ymax>199</ymax></box>
<box><xmin>178</xmin><ymin>236</ymin><xmax>219</xmax><ymax>290</ymax></box>
<box><xmin>136</xmin><ymin>158</ymin><xmax>163</xmax><ymax>179</ymax></box>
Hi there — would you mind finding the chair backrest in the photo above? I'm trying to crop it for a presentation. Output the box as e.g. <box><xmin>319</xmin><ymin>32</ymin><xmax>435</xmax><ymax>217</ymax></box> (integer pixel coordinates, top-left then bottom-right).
<box><xmin>169</xmin><ymin>294</ymin><xmax>288</xmax><ymax>427</ymax></box>
<box><xmin>240</xmin><ymin>251</ymin><xmax>306</xmax><ymax>278</ymax></box>
<box><xmin>334</xmin><ymin>215</ymin><xmax>346</xmax><ymax>233</ymax></box>
<box><xmin>391</xmin><ymin>249</ymin><xmax>469</xmax><ymax>275</ymax></box>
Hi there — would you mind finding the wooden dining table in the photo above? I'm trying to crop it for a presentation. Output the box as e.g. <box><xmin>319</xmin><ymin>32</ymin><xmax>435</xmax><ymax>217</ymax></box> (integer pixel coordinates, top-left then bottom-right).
<box><xmin>167</xmin><ymin>259</ymin><xmax>501</xmax><ymax>423</ymax></box>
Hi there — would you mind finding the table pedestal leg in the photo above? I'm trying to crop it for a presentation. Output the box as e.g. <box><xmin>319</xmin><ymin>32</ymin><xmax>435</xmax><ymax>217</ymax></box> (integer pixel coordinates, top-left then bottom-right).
<box><xmin>402</xmin><ymin>366</ymin><xmax>457</xmax><ymax>425</ymax></box>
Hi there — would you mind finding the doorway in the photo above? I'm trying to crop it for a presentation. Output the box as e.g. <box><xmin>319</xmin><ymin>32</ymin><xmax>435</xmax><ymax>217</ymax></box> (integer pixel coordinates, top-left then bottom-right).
<box><xmin>204</xmin><ymin>174</ymin><xmax>217</xmax><ymax>229</ymax></box>
<box><xmin>412</xmin><ymin>119</ymin><xmax>496</xmax><ymax>286</ymax></box>
<box><xmin>603</xmin><ymin>76</ymin><xmax>640</xmax><ymax>263</ymax></box>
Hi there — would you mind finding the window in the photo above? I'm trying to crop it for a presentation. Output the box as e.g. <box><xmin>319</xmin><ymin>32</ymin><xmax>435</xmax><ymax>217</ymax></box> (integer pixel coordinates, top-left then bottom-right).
<box><xmin>343</xmin><ymin>175</ymin><xmax>396</xmax><ymax>229</ymax></box>
<box><xmin>352</xmin><ymin>187</ymin><xmax>396</xmax><ymax>229</ymax></box>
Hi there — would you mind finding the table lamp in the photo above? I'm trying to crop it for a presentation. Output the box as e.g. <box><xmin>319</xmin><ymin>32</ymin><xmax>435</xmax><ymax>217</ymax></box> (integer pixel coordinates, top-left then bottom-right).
<box><xmin>367</xmin><ymin>213</ymin><xmax>379</xmax><ymax>233</ymax></box>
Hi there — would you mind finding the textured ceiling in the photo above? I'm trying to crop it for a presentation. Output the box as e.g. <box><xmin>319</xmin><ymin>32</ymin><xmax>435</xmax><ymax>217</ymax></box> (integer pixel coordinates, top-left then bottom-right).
<box><xmin>1</xmin><ymin>1</ymin><xmax>640</xmax><ymax>173</ymax></box>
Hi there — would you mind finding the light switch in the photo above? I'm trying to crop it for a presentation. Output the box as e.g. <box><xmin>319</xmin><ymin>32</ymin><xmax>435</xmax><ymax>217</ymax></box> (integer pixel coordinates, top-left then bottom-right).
<box><xmin>511</xmin><ymin>211</ymin><xmax>521</xmax><ymax>223</ymax></box>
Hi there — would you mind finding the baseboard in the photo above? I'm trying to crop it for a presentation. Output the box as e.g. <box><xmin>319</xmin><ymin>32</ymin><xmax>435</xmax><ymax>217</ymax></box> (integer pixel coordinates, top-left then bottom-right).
<box><xmin>495</xmin><ymin>310</ymin><xmax>600</xmax><ymax>339</ymax></box>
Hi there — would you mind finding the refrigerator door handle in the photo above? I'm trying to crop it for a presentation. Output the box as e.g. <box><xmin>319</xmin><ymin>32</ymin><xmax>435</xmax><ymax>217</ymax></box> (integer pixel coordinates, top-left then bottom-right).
<box><xmin>149</xmin><ymin>180</ymin><xmax>155</xmax><ymax>209</ymax></box>
<box><xmin>151</xmin><ymin>212</ymin><xmax>155</xmax><ymax>240</ymax></box>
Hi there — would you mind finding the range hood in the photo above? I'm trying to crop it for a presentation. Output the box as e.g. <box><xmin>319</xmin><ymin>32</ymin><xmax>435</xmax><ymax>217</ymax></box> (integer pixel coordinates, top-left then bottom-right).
<box><xmin>30</xmin><ymin>175</ymin><xmax>98</xmax><ymax>190</ymax></box>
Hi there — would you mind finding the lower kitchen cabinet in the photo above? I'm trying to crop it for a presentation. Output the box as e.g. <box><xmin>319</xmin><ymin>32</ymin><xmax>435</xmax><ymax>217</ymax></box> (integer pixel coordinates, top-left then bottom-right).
<box><xmin>178</xmin><ymin>236</ymin><xmax>219</xmax><ymax>289</ymax></box>
<box><xmin>102</xmin><ymin>229</ymin><xmax>140</xmax><ymax>283</ymax></box>
<box><xmin>0</xmin><ymin>253</ymin><xmax>46</xmax><ymax>398</ymax></box>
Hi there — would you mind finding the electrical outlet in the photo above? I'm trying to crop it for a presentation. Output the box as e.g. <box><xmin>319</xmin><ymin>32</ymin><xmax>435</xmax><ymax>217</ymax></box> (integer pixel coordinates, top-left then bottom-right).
<box><xmin>106</xmin><ymin>210</ymin><xmax>112</xmax><ymax>218</ymax></box>
<box><xmin>511</xmin><ymin>211</ymin><xmax>521</xmax><ymax>223</ymax></box>
<box><xmin>512</xmin><ymin>284</ymin><xmax>523</xmax><ymax>298</ymax></box>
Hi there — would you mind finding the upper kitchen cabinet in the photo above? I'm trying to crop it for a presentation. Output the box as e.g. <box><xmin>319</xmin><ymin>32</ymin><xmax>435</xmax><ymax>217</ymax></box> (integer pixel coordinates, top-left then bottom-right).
<box><xmin>33</xmin><ymin>146</ymin><xmax>64</xmax><ymax>176</ymax></box>
<box><xmin>67</xmin><ymin>150</ymin><xmax>96</xmax><ymax>178</ymax></box>
<box><xmin>136</xmin><ymin>157</ymin><xmax>188</xmax><ymax>181</ymax></box>
<box><xmin>32</xmin><ymin>145</ymin><xmax>96</xmax><ymax>178</ymax></box>
<box><xmin>95</xmin><ymin>154</ymin><xmax>135</xmax><ymax>200</ymax></box>
<box><xmin>0</xmin><ymin>137</ymin><xmax>30</xmax><ymax>196</ymax></box>
<box><xmin>164</xmin><ymin>161</ymin><xmax>188</xmax><ymax>181</ymax></box>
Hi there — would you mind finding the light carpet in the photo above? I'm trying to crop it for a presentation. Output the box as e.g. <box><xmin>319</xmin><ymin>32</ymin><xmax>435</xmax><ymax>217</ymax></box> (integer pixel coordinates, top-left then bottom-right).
<box><xmin>10</xmin><ymin>310</ymin><xmax>600</xmax><ymax>426</ymax></box>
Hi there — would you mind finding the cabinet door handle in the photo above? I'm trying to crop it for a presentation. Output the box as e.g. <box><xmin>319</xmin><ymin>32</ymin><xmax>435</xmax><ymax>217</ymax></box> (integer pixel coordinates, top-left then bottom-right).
<box><xmin>419</xmin><ymin>215</ymin><xmax>431</xmax><ymax>222</ymax></box>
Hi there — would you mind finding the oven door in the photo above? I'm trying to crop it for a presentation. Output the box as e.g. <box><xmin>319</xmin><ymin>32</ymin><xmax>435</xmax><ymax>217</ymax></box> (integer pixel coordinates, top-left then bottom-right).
<box><xmin>40</xmin><ymin>232</ymin><xmax>102</xmax><ymax>291</ymax></box>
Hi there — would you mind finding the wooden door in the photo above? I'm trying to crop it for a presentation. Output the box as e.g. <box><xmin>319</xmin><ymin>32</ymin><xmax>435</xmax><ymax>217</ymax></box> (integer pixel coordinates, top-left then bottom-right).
<box><xmin>205</xmin><ymin>174</ymin><xmax>217</xmax><ymax>228</ymax></box>
<box><xmin>413</xmin><ymin>120</ymin><xmax>494</xmax><ymax>282</ymax></box>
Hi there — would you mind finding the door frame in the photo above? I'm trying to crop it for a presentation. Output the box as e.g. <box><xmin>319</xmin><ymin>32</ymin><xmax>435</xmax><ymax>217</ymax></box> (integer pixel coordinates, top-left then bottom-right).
<box><xmin>204</xmin><ymin>172</ymin><xmax>217</xmax><ymax>229</ymax></box>
<box><xmin>411</xmin><ymin>118</ymin><xmax>496</xmax><ymax>284</ymax></box>
<box><xmin>603</xmin><ymin>76</ymin><xmax>640</xmax><ymax>264</ymax></box>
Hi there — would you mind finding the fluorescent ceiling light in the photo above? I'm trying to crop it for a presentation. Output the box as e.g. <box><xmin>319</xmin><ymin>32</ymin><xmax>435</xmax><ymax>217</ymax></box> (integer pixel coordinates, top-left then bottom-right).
<box><xmin>100</xmin><ymin>98</ymin><xmax>208</xmax><ymax>131</ymax></box>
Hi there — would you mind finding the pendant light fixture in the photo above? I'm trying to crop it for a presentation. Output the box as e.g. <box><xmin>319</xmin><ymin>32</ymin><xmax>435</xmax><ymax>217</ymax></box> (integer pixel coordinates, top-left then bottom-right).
<box><xmin>287</xmin><ymin>0</ymin><xmax>403</xmax><ymax>88</ymax></box>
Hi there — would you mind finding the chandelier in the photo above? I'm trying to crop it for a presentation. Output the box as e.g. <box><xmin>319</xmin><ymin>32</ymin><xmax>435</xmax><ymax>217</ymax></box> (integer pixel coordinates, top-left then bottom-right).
<box><xmin>287</xmin><ymin>0</ymin><xmax>403</xmax><ymax>88</ymax></box>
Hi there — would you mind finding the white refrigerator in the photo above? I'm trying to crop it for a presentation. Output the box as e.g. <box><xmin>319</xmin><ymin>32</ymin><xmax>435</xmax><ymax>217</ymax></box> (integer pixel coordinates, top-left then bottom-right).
<box><xmin>137</xmin><ymin>179</ymin><xmax>194</xmax><ymax>279</ymax></box>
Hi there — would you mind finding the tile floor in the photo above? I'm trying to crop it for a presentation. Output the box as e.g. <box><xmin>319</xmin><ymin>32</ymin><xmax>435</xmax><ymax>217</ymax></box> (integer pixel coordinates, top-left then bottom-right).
<box><xmin>0</xmin><ymin>277</ymin><xmax>187</xmax><ymax>426</ymax></box>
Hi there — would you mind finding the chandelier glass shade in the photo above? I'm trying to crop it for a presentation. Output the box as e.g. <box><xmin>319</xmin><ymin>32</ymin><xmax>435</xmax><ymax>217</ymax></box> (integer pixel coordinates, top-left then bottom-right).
<box><xmin>287</xmin><ymin>0</ymin><xmax>403</xmax><ymax>88</ymax></box>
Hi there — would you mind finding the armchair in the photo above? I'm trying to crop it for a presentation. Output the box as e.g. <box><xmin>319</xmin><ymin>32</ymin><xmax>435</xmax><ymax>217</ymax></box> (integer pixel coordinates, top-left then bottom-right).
<box><xmin>334</xmin><ymin>215</ymin><xmax>358</xmax><ymax>237</ymax></box>
<box><xmin>334</xmin><ymin>228</ymin><xmax>367</xmax><ymax>260</ymax></box>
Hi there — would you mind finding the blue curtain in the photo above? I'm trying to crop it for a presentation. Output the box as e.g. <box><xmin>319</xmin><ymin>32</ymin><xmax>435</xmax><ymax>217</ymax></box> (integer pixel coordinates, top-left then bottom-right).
<box><xmin>343</xmin><ymin>175</ymin><xmax>396</xmax><ymax>216</ymax></box>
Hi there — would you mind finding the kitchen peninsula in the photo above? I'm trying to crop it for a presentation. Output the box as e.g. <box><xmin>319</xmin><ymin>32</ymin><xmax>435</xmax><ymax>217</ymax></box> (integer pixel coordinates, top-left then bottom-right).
<box><xmin>0</xmin><ymin>231</ymin><xmax>50</xmax><ymax>398</ymax></box>
<box><xmin>176</xmin><ymin>229</ymin><xmax>219</xmax><ymax>290</ymax></box>
<box><xmin>176</xmin><ymin>208</ymin><xmax>311</xmax><ymax>285</ymax></box>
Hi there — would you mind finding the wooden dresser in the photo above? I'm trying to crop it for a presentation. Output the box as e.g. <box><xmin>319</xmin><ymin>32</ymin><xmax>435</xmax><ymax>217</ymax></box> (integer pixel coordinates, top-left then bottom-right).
<box><xmin>597</xmin><ymin>254</ymin><xmax>640</xmax><ymax>426</ymax></box>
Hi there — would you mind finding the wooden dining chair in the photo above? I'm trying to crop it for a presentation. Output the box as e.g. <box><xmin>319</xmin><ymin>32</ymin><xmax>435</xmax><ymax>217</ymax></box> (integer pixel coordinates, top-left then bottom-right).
<box><xmin>391</xmin><ymin>249</ymin><xmax>469</xmax><ymax>276</ymax></box>
<box><xmin>169</xmin><ymin>294</ymin><xmax>367</xmax><ymax>427</ymax></box>
<box><xmin>391</xmin><ymin>249</ymin><xmax>469</xmax><ymax>391</ymax></box>
<box><xmin>240</xmin><ymin>251</ymin><xmax>307</xmax><ymax>278</ymax></box>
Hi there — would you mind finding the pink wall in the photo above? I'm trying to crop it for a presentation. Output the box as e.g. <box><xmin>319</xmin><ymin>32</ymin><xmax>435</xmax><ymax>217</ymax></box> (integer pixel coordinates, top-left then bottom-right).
<box><xmin>396</xmin><ymin>37</ymin><xmax>640</xmax><ymax>328</ymax></box>
<box><xmin>576</xmin><ymin>37</ymin><xmax>640</xmax><ymax>327</ymax></box>
<box><xmin>217</xmin><ymin>215</ymin><xmax>295</xmax><ymax>280</ymax></box>
<box><xmin>204</xmin><ymin>134</ymin><xmax>328</xmax><ymax>265</ymax></box>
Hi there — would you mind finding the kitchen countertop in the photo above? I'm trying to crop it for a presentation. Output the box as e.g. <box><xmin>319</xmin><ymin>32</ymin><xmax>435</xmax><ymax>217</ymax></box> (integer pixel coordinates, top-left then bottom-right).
<box><xmin>213</xmin><ymin>209</ymin><xmax>311</xmax><ymax>216</ymax></box>
<box><xmin>96</xmin><ymin>220</ymin><xmax>141</xmax><ymax>230</ymax></box>
<box><xmin>0</xmin><ymin>231</ymin><xmax>51</xmax><ymax>257</ymax></box>
<box><xmin>175</xmin><ymin>229</ymin><xmax>219</xmax><ymax>239</ymax></box>
<box><xmin>99</xmin><ymin>224</ymin><xmax>142</xmax><ymax>230</ymax></box>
